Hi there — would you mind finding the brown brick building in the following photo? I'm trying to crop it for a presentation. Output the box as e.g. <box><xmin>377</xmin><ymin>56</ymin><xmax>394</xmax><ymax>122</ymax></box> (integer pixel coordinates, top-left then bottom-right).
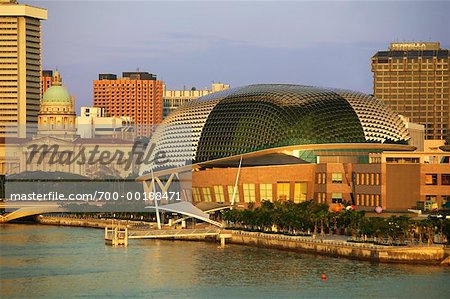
<box><xmin>371</xmin><ymin>42</ymin><xmax>450</xmax><ymax>140</ymax></box>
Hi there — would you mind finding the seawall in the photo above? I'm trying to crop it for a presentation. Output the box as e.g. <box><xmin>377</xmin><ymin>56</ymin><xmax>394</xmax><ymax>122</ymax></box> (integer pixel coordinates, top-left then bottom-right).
<box><xmin>228</xmin><ymin>230</ymin><xmax>448</xmax><ymax>265</ymax></box>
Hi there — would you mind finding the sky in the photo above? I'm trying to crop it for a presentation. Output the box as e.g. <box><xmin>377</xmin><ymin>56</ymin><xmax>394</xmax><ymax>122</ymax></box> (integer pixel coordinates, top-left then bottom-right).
<box><xmin>28</xmin><ymin>1</ymin><xmax>450</xmax><ymax>111</ymax></box>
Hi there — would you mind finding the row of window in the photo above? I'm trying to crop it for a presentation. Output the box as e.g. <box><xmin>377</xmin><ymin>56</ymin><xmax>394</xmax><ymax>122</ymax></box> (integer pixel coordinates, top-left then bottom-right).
<box><xmin>356</xmin><ymin>194</ymin><xmax>382</xmax><ymax>207</ymax></box>
<box><xmin>192</xmin><ymin>182</ymin><xmax>308</xmax><ymax>204</ymax></box>
<box><xmin>355</xmin><ymin>173</ymin><xmax>381</xmax><ymax>185</ymax></box>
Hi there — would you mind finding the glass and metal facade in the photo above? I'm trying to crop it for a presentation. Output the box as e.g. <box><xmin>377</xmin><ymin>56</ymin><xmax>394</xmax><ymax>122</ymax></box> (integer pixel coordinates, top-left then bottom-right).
<box><xmin>140</xmin><ymin>84</ymin><xmax>410</xmax><ymax>174</ymax></box>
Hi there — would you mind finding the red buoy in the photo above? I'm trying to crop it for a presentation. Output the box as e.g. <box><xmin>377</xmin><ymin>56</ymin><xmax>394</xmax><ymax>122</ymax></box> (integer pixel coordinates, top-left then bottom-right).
<box><xmin>322</xmin><ymin>273</ymin><xmax>327</xmax><ymax>280</ymax></box>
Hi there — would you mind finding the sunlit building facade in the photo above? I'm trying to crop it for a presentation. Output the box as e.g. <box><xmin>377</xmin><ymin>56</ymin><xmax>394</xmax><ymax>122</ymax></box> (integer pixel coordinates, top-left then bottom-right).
<box><xmin>163</xmin><ymin>83</ymin><xmax>230</xmax><ymax>118</ymax></box>
<box><xmin>0</xmin><ymin>0</ymin><xmax>47</xmax><ymax>137</ymax></box>
<box><xmin>93</xmin><ymin>72</ymin><xmax>163</xmax><ymax>136</ymax></box>
<box><xmin>371</xmin><ymin>42</ymin><xmax>450</xmax><ymax>140</ymax></box>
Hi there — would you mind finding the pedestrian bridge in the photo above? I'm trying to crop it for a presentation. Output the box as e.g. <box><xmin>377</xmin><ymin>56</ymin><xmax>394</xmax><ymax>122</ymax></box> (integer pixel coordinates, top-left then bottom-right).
<box><xmin>0</xmin><ymin>201</ymin><xmax>225</xmax><ymax>227</ymax></box>
<box><xmin>0</xmin><ymin>202</ymin><xmax>66</xmax><ymax>223</ymax></box>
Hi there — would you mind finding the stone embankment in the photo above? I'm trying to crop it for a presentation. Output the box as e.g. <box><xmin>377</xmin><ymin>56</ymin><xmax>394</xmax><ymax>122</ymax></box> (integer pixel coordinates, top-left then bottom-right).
<box><xmin>228</xmin><ymin>230</ymin><xmax>448</xmax><ymax>265</ymax></box>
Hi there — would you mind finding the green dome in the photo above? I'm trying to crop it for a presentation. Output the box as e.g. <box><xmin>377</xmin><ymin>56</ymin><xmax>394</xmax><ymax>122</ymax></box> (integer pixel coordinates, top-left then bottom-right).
<box><xmin>42</xmin><ymin>85</ymin><xmax>71</xmax><ymax>104</ymax></box>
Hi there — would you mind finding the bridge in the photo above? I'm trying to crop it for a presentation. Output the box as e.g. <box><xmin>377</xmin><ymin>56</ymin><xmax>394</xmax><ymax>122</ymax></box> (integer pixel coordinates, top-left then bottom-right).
<box><xmin>0</xmin><ymin>202</ymin><xmax>65</xmax><ymax>223</ymax></box>
<box><xmin>0</xmin><ymin>200</ymin><xmax>225</xmax><ymax>228</ymax></box>
<box><xmin>106</xmin><ymin>227</ymin><xmax>232</xmax><ymax>247</ymax></box>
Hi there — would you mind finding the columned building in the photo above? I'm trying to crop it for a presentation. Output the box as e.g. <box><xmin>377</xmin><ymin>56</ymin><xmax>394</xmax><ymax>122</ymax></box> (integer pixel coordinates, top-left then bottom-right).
<box><xmin>38</xmin><ymin>71</ymin><xmax>76</xmax><ymax>137</ymax></box>
<box><xmin>0</xmin><ymin>0</ymin><xmax>47</xmax><ymax>137</ymax></box>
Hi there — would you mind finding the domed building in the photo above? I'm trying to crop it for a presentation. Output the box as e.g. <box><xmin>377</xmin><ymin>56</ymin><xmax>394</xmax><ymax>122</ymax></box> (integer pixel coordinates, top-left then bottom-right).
<box><xmin>38</xmin><ymin>71</ymin><xmax>76</xmax><ymax>137</ymax></box>
<box><xmin>138</xmin><ymin>84</ymin><xmax>450</xmax><ymax>213</ymax></box>
<box><xmin>141</xmin><ymin>84</ymin><xmax>411</xmax><ymax>173</ymax></box>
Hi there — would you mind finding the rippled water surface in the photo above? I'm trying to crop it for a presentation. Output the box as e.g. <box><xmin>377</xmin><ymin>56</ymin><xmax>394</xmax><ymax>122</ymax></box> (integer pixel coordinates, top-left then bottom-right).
<box><xmin>1</xmin><ymin>224</ymin><xmax>449</xmax><ymax>298</ymax></box>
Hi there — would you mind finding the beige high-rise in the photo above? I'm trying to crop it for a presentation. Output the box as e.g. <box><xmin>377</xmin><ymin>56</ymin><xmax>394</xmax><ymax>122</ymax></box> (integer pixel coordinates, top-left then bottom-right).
<box><xmin>371</xmin><ymin>42</ymin><xmax>450</xmax><ymax>140</ymax></box>
<box><xmin>0</xmin><ymin>0</ymin><xmax>47</xmax><ymax>137</ymax></box>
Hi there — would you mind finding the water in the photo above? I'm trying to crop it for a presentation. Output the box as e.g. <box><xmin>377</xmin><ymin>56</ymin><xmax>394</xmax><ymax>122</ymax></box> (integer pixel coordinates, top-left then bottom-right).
<box><xmin>0</xmin><ymin>224</ymin><xmax>449</xmax><ymax>299</ymax></box>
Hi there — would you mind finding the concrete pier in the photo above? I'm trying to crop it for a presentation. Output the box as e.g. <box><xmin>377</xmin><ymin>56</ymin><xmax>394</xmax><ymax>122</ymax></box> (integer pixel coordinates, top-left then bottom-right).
<box><xmin>104</xmin><ymin>226</ymin><xmax>128</xmax><ymax>247</ymax></box>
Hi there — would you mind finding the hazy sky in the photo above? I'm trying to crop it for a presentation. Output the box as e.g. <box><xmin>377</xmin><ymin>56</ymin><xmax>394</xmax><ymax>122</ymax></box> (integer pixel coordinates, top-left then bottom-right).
<box><xmin>28</xmin><ymin>1</ymin><xmax>450</xmax><ymax>111</ymax></box>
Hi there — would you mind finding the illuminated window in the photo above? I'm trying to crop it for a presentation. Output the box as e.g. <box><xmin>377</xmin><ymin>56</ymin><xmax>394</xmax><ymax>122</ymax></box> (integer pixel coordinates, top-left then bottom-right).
<box><xmin>213</xmin><ymin>185</ymin><xmax>225</xmax><ymax>203</ymax></box>
<box><xmin>243</xmin><ymin>184</ymin><xmax>256</xmax><ymax>203</ymax></box>
<box><xmin>227</xmin><ymin>186</ymin><xmax>239</xmax><ymax>202</ymax></box>
<box><xmin>332</xmin><ymin>173</ymin><xmax>342</xmax><ymax>183</ymax></box>
<box><xmin>192</xmin><ymin>188</ymin><xmax>201</xmax><ymax>202</ymax></box>
<box><xmin>425</xmin><ymin>174</ymin><xmax>437</xmax><ymax>185</ymax></box>
<box><xmin>202</xmin><ymin>187</ymin><xmax>212</xmax><ymax>202</ymax></box>
<box><xmin>294</xmin><ymin>182</ymin><xmax>307</xmax><ymax>203</ymax></box>
<box><xmin>277</xmin><ymin>182</ymin><xmax>290</xmax><ymax>200</ymax></box>
<box><xmin>259</xmin><ymin>184</ymin><xmax>273</xmax><ymax>202</ymax></box>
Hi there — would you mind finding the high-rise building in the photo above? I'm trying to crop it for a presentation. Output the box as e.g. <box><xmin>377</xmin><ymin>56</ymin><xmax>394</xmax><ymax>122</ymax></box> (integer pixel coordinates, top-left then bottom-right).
<box><xmin>41</xmin><ymin>70</ymin><xmax>53</xmax><ymax>97</ymax></box>
<box><xmin>163</xmin><ymin>83</ymin><xmax>230</xmax><ymax>118</ymax></box>
<box><xmin>371</xmin><ymin>42</ymin><xmax>450</xmax><ymax>140</ymax></box>
<box><xmin>93</xmin><ymin>72</ymin><xmax>163</xmax><ymax>136</ymax></box>
<box><xmin>0</xmin><ymin>0</ymin><xmax>47</xmax><ymax>137</ymax></box>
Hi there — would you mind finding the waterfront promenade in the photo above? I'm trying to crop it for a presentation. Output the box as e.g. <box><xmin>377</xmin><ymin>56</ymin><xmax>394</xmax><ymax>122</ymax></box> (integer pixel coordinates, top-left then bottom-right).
<box><xmin>34</xmin><ymin>215</ymin><xmax>449</xmax><ymax>265</ymax></box>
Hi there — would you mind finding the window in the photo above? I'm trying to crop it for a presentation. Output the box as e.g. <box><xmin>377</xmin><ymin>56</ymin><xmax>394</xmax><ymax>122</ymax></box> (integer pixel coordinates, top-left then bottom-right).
<box><xmin>277</xmin><ymin>182</ymin><xmax>290</xmax><ymax>200</ymax></box>
<box><xmin>332</xmin><ymin>173</ymin><xmax>342</xmax><ymax>183</ymax></box>
<box><xmin>442</xmin><ymin>174</ymin><xmax>450</xmax><ymax>185</ymax></box>
<box><xmin>375</xmin><ymin>173</ymin><xmax>381</xmax><ymax>185</ymax></box>
<box><xmin>316</xmin><ymin>173</ymin><xmax>326</xmax><ymax>184</ymax></box>
<box><xmin>294</xmin><ymin>182</ymin><xmax>307</xmax><ymax>203</ymax></box>
<box><xmin>192</xmin><ymin>188</ymin><xmax>201</xmax><ymax>202</ymax></box>
<box><xmin>316</xmin><ymin>192</ymin><xmax>326</xmax><ymax>204</ymax></box>
<box><xmin>442</xmin><ymin>195</ymin><xmax>450</xmax><ymax>205</ymax></box>
<box><xmin>227</xmin><ymin>185</ymin><xmax>240</xmax><ymax>203</ymax></box>
<box><xmin>259</xmin><ymin>184</ymin><xmax>273</xmax><ymax>202</ymax></box>
<box><xmin>425</xmin><ymin>174</ymin><xmax>438</xmax><ymax>185</ymax></box>
<box><xmin>213</xmin><ymin>185</ymin><xmax>224</xmax><ymax>203</ymax></box>
<box><xmin>375</xmin><ymin>195</ymin><xmax>381</xmax><ymax>207</ymax></box>
<box><xmin>243</xmin><ymin>184</ymin><xmax>256</xmax><ymax>203</ymax></box>
<box><xmin>332</xmin><ymin>193</ymin><xmax>342</xmax><ymax>203</ymax></box>
<box><xmin>202</xmin><ymin>187</ymin><xmax>212</xmax><ymax>202</ymax></box>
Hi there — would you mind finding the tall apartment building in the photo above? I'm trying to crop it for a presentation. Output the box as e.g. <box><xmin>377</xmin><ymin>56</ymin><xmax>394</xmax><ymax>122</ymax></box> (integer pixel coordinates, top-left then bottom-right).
<box><xmin>93</xmin><ymin>72</ymin><xmax>163</xmax><ymax>136</ymax></box>
<box><xmin>371</xmin><ymin>42</ymin><xmax>450</xmax><ymax>140</ymax></box>
<box><xmin>0</xmin><ymin>0</ymin><xmax>47</xmax><ymax>137</ymax></box>
<box><xmin>41</xmin><ymin>69</ymin><xmax>53</xmax><ymax>96</ymax></box>
<box><xmin>163</xmin><ymin>82</ymin><xmax>230</xmax><ymax>118</ymax></box>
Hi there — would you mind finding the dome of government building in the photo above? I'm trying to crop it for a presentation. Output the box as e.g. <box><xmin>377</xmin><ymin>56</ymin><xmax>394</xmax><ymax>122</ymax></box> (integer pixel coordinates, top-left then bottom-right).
<box><xmin>42</xmin><ymin>71</ymin><xmax>72</xmax><ymax>105</ymax></box>
<box><xmin>140</xmin><ymin>84</ymin><xmax>410</xmax><ymax>173</ymax></box>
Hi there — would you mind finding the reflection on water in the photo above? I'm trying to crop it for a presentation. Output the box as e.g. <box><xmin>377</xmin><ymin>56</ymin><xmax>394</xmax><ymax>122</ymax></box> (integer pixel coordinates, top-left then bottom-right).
<box><xmin>1</xmin><ymin>224</ymin><xmax>449</xmax><ymax>298</ymax></box>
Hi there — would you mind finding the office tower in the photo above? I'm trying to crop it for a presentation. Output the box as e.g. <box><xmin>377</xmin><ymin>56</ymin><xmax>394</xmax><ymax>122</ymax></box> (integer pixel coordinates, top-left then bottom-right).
<box><xmin>163</xmin><ymin>83</ymin><xmax>230</xmax><ymax>118</ymax></box>
<box><xmin>371</xmin><ymin>42</ymin><xmax>450</xmax><ymax>140</ymax></box>
<box><xmin>93</xmin><ymin>72</ymin><xmax>162</xmax><ymax>136</ymax></box>
<box><xmin>0</xmin><ymin>0</ymin><xmax>47</xmax><ymax>137</ymax></box>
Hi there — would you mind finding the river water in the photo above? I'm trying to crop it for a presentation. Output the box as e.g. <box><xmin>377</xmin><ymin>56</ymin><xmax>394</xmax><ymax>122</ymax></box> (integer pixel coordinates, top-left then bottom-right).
<box><xmin>0</xmin><ymin>224</ymin><xmax>449</xmax><ymax>298</ymax></box>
